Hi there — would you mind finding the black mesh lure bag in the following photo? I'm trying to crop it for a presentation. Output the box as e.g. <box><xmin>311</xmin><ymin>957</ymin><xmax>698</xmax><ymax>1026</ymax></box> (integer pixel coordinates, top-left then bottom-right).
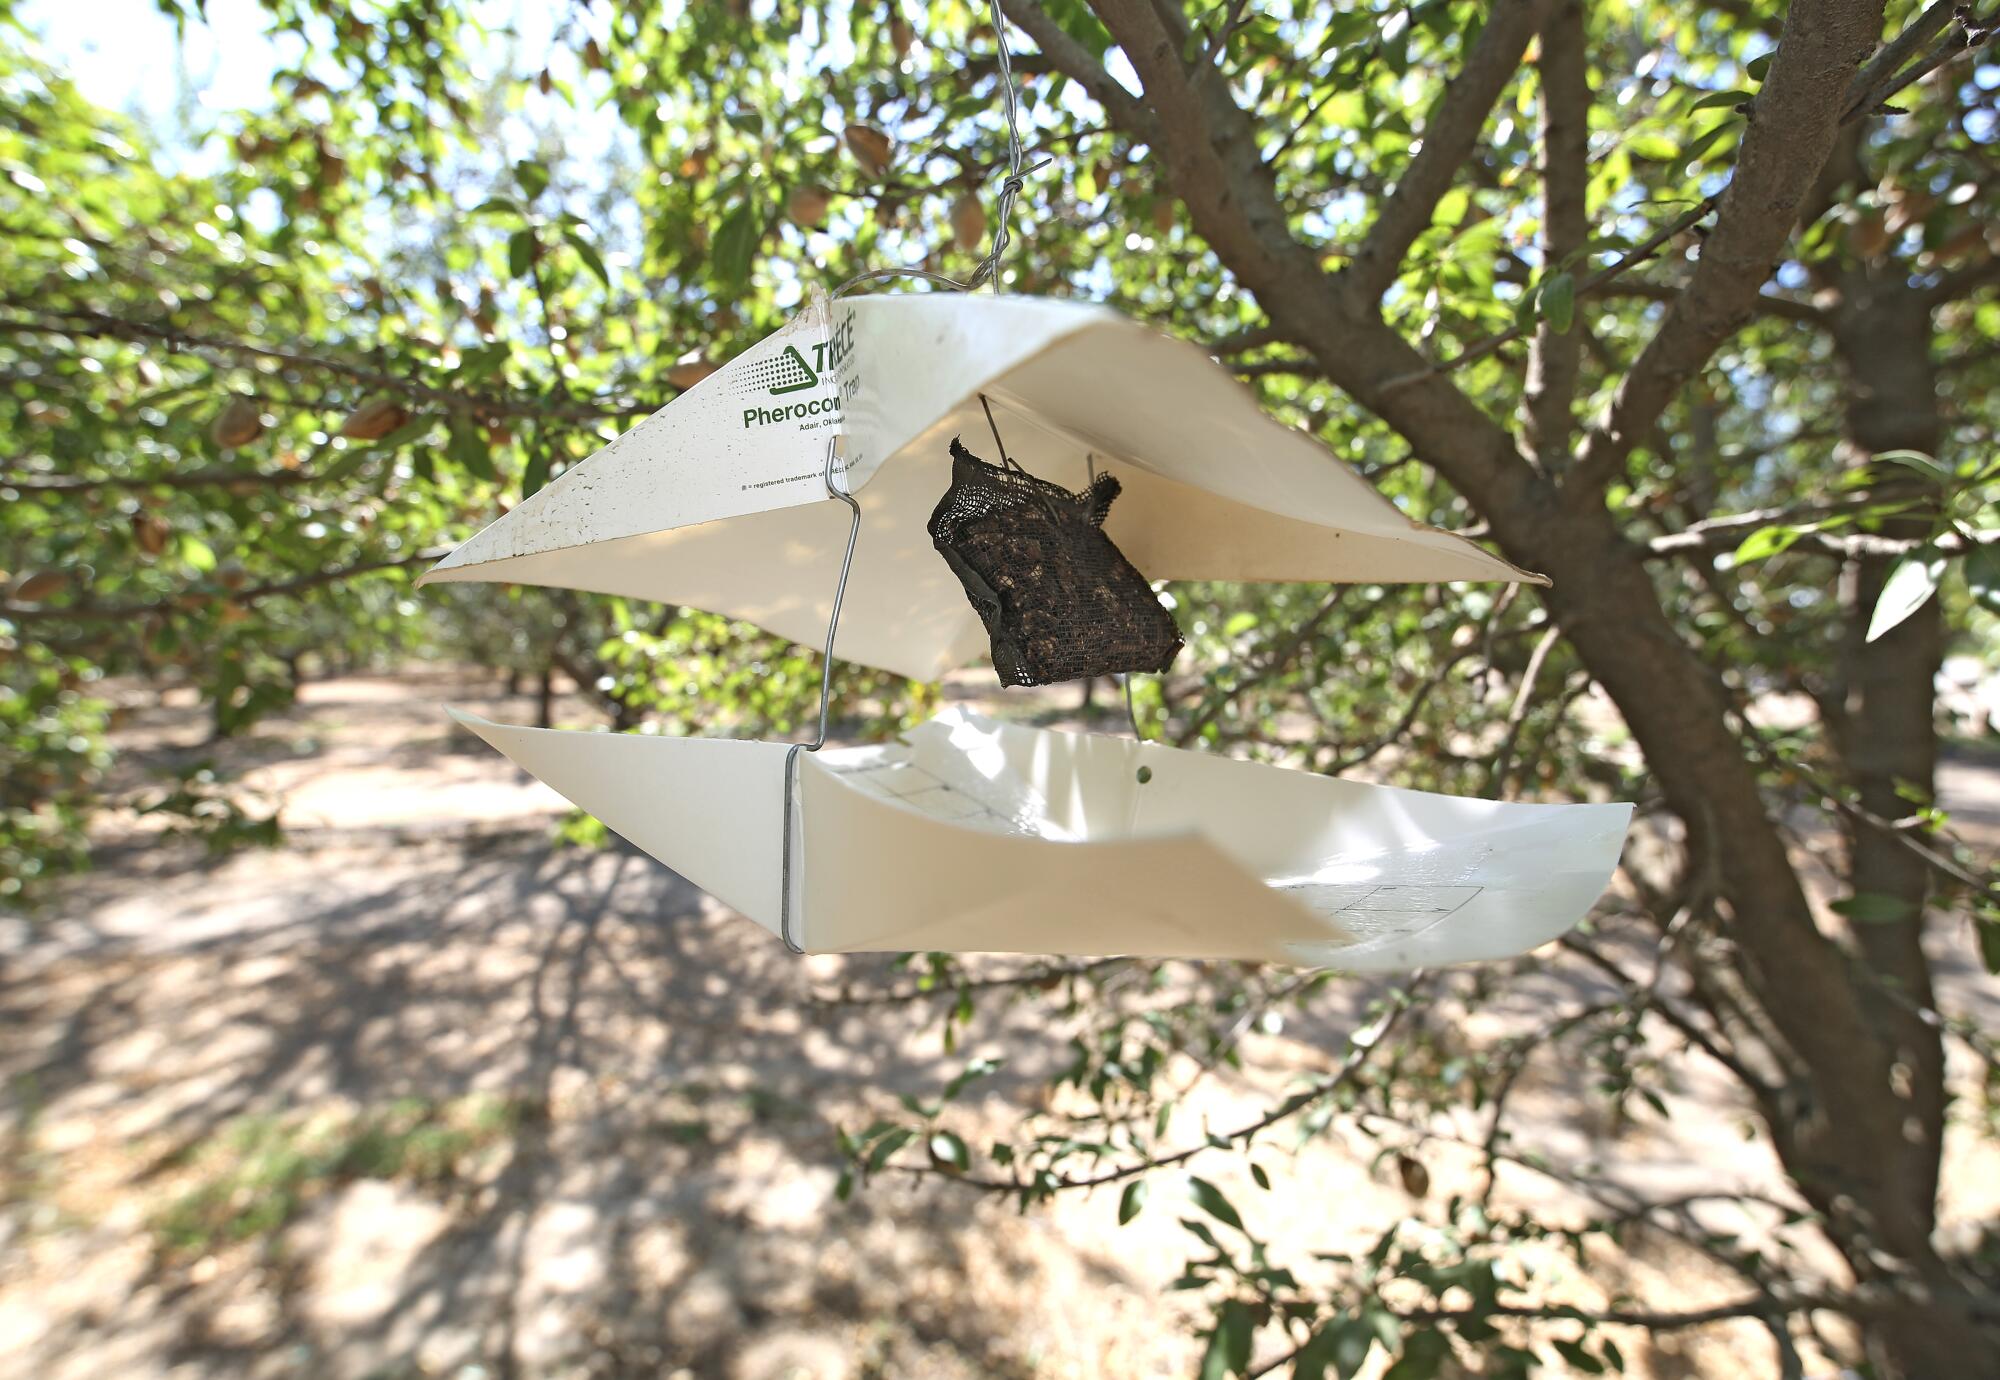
<box><xmin>928</xmin><ymin>437</ymin><xmax>1184</xmax><ymax>687</ymax></box>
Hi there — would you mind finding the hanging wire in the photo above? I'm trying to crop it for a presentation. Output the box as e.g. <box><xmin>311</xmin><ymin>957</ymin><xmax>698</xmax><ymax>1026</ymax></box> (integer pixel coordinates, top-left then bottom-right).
<box><xmin>780</xmin><ymin>435</ymin><xmax>861</xmax><ymax>954</ymax></box>
<box><xmin>782</xmin><ymin>0</ymin><xmax>1035</xmax><ymax>953</ymax></box>
<box><xmin>832</xmin><ymin>0</ymin><xmax>1041</xmax><ymax>300</ymax></box>
<box><xmin>977</xmin><ymin>0</ymin><xmax>1028</xmax><ymax>292</ymax></box>
<box><xmin>978</xmin><ymin>392</ymin><xmax>1017</xmax><ymax>467</ymax></box>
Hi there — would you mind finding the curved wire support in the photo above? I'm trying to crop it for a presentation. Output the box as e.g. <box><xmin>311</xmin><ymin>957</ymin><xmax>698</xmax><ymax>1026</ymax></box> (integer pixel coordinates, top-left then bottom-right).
<box><xmin>780</xmin><ymin>0</ymin><xmax>1029</xmax><ymax>954</ymax></box>
<box><xmin>780</xmin><ymin>438</ymin><xmax>862</xmax><ymax>954</ymax></box>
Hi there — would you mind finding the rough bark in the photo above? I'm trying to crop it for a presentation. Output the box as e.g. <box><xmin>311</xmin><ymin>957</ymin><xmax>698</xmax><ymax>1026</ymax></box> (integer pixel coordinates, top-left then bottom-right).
<box><xmin>1827</xmin><ymin>267</ymin><xmax>1949</xmax><ymax>1233</ymax></box>
<box><xmin>1520</xmin><ymin>0</ymin><xmax>1590</xmax><ymax>467</ymax></box>
<box><xmin>1040</xmin><ymin>0</ymin><xmax>1995</xmax><ymax>1370</ymax></box>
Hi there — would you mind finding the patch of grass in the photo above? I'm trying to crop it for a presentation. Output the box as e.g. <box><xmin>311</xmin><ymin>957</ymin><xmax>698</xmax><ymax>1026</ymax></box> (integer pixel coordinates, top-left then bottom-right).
<box><xmin>153</xmin><ymin>1094</ymin><xmax>533</xmax><ymax>1257</ymax></box>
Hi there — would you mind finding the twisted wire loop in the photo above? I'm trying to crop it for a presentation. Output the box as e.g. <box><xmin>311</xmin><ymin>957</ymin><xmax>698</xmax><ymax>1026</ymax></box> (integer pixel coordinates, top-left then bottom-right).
<box><xmin>830</xmin><ymin>0</ymin><xmax>1041</xmax><ymax>301</ymax></box>
<box><xmin>781</xmin><ymin>0</ymin><xmax>1032</xmax><ymax>953</ymax></box>
<box><xmin>979</xmin><ymin>0</ymin><xmax>1026</xmax><ymax>292</ymax></box>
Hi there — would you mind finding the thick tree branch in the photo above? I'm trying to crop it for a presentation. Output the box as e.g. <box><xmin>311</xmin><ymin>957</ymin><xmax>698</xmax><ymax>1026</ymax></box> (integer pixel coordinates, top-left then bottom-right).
<box><xmin>1842</xmin><ymin>0</ymin><xmax>1960</xmax><ymax>116</ymax></box>
<box><xmin>1596</xmin><ymin>277</ymin><xmax>1835</xmax><ymax>327</ymax></box>
<box><xmin>1842</xmin><ymin>2</ymin><xmax>2000</xmax><ymax>121</ymax></box>
<box><xmin>1</xmin><ymin>465</ymin><xmax>320</xmax><ymax>494</ymax></box>
<box><xmin>1568</xmin><ymin>0</ymin><xmax>1890</xmax><ymax>492</ymax></box>
<box><xmin>1346</xmin><ymin>0</ymin><xmax>1554</xmax><ymax>306</ymax></box>
<box><xmin>1521</xmin><ymin>0</ymin><xmax>1591</xmax><ymax>465</ymax></box>
<box><xmin>1000</xmin><ymin>1</ymin><xmax>1159</xmax><ymax>140</ymax></box>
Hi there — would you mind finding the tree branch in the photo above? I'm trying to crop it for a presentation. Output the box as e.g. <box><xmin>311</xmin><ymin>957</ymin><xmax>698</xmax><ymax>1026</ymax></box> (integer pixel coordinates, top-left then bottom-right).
<box><xmin>1841</xmin><ymin>2</ymin><xmax>1999</xmax><ymax>121</ymax></box>
<box><xmin>1378</xmin><ymin>196</ymin><xmax>1722</xmax><ymax>395</ymax></box>
<box><xmin>1</xmin><ymin>548</ymin><xmax>446</xmax><ymax>625</ymax></box>
<box><xmin>1568</xmin><ymin>0</ymin><xmax>1892</xmax><ymax>493</ymax></box>
<box><xmin>1595</xmin><ymin>277</ymin><xmax>1834</xmax><ymax>326</ymax></box>
<box><xmin>0</xmin><ymin>309</ymin><xmax>657</xmax><ymax>423</ymax></box>
<box><xmin>1841</xmin><ymin>0</ymin><xmax>1961</xmax><ymax>118</ymax></box>
<box><xmin>0</xmin><ymin>464</ymin><xmax>320</xmax><ymax>495</ymax></box>
<box><xmin>1001</xmin><ymin>1</ymin><xmax>1159</xmax><ymax>140</ymax></box>
<box><xmin>889</xmin><ymin>982</ymin><xmax>1418</xmax><ymax>1197</ymax></box>
<box><xmin>1521</xmin><ymin>0</ymin><xmax>1591</xmax><ymax>465</ymax></box>
<box><xmin>1645</xmin><ymin>509</ymin><xmax>2000</xmax><ymax>561</ymax></box>
<box><xmin>1346</xmin><ymin>0</ymin><xmax>1555</xmax><ymax>306</ymax></box>
<box><xmin>1247</xmin><ymin>1294</ymin><xmax>1843</xmax><ymax>1379</ymax></box>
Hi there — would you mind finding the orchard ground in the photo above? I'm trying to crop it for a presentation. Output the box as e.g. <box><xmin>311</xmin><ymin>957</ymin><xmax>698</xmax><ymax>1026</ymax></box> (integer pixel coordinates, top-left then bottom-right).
<box><xmin>3</xmin><ymin>665</ymin><xmax>1996</xmax><ymax>1380</ymax></box>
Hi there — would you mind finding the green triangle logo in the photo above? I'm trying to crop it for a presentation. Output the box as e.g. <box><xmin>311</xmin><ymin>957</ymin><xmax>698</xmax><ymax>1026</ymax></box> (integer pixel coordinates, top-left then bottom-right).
<box><xmin>766</xmin><ymin>344</ymin><xmax>820</xmax><ymax>395</ymax></box>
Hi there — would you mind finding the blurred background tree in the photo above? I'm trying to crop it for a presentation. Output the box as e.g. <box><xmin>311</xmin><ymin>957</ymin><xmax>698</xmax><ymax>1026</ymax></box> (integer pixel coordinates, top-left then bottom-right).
<box><xmin>2</xmin><ymin>0</ymin><xmax>1998</xmax><ymax>1375</ymax></box>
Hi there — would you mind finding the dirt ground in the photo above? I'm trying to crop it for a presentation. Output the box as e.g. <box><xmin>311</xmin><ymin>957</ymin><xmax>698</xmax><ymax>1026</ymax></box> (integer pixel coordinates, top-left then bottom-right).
<box><xmin>3</xmin><ymin>666</ymin><xmax>1996</xmax><ymax>1379</ymax></box>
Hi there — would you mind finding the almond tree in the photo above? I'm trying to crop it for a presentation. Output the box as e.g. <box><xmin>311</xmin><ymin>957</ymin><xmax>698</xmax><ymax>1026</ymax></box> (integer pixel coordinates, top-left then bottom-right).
<box><xmin>5</xmin><ymin>3</ymin><xmax>1997</xmax><ymax>1375</ymax></box>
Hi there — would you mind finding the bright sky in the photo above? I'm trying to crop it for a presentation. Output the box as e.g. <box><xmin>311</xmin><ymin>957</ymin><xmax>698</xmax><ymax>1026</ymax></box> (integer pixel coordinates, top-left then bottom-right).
<box><xmin>19</xmin><ymin>0</ymin><xmax>290</xmax><ymax>148</ymax></box>
<box><xmin>14</xmin><ymin>0</ymin><xmax>596</xmax><ymax>169</ymax></box>
<box><xmin>14</xmin><ymin>0</ymin><xmax>1119</xmax><ymax>306</ymax></box>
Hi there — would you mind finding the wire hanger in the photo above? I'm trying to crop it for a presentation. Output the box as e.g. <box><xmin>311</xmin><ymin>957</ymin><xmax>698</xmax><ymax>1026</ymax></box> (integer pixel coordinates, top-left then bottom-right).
<box><xmin>778</xmin><ymin>0</ymin><xmax>1036</xmax><ymax>954</ymax></box>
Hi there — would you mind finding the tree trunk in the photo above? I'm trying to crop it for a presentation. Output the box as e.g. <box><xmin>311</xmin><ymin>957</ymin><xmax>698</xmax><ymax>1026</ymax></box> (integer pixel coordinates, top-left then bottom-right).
<box><xmin>1057</xmin><ymin>0</ymin><xmax>1995</xmax><ymax>1365</ymax></box>
<box><xmin>1822</xmin><ymin>268</ymin><xmax>1965</xmax><ymax>1374</ymax></box>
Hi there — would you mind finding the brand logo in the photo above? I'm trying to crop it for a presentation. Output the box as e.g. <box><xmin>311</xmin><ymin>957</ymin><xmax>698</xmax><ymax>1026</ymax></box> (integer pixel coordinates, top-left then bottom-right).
<box><xmin>741</xmin><ymin>343</ymin><xmax>820</xmax><ymax>397</ymax></box>
<box><xmin>736</xmin><ymin>323</ymin><xmax>851</xmax><ymax>430</ymax></box>
<box><xmin>813</xmin><ymin>312</ymin><xmax>856</xmax><ymax>377</ymax></box>
<box><xmin>742</xmin><ymin>395</ymin><xmax>838</xmax><ymax>430</ymax></box>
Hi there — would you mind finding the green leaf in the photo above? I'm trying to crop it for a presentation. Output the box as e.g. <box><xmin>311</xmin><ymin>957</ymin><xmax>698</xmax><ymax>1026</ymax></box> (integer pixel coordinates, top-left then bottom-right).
<box><xmin>1731</xmin><ymin>524</ymin><xmax>1803</xmax><ymax>565</ymax></box>
<box><xmin>863</xmin><ymin>1126</ymin><xmax>914</xmax><ymax>1174</ymax></box>
<box><xmin>942</xmin><ymin>1055</ymin><xmax>1002</xmax><ymax>1101</ymax></box>
<box><xmin>1293</xmin><ymin>1324</ymin><xmax>1339</xmax><ymax>1380</ymax></box>
<box><xmin>1541</xmin><ymin>270</ymin><xmax>1575</xmax><ymax>334</ymax></box>
<box><xmin>1553</xmin><ymin>1339</ymin><xmax>1607</xmax><ymax>1375</ymax></box>
<box><xmin>1875</xmin><ymin>449</ymin><xmax>1951</xmax><ymax>486</ymax></box>
<box><xmin>1678</xmin><ymin>119</ymin><xmax>1741</xmax><ymax>168</ymax></box>
<box><xmin>180</xmin><ymin>534</ymin><xmax>217</xmax><ymax>573</ymax></box>
<box><xmin>1831</xmin><ymin>892</ymin><xmax>1918</xmax><ymax>924</ymax></box>
<box><xmin>1745</xmin><ymin>52</ymin><xmax>1774</xmax><ymax>82</ymax></box>
<box><xmin>1866</xmin><ymin>549</ymin><xmax>1946</xmax><ymax>642</ymax></box>
<box><xmin>315</xmin><ymin>446</ymin><xmax>372</xmax><ymax>485</ymax></box>
<box><xmin>1685</xmin><ymin>88</ymin><xmax>1752</xmax><ymax>113</ymax></box>
<box><xmin>520</xmin><ymin>449</ymin><xmax>551</xmax><ymax>498</ymax></box>
<box><xmin>1966</xmin><ymin>543</ymin><xmax>2000</xmax><ymax>614</ymax></box>
<box><xmin>1361</xmin><ymin>1304</ymin><xmax>1399</xmax><ymax>1353</ymax></box>
<box><xmin>562</xmin><ymin>227</ymin><xmax>611</xmax><ymax>289</ymax></box>
<box><xmin>447</xmin><ymin>420</ymin><xmax>495</xmax><ymax>481</ymax></box>
<box><xmin>927</xmin><ymin>1130</ymin><xmax>969</xmax><ymax>1173</ymax></box>
<box><xmin>1198</xmin><ymin>1300</ymin><xmax>1254</xmax><ymax>1380</ymax></box>
<box><xmin>1977</xmin><ymin>914</ymin><xmax>2000</xmax><ymax>976</ymax></box>
<box><xmin>1382</xmin><ymin>1331</ymin><xmax>1452</xmax><ymax>1380</ymax></box>
<box><xmin>1313</xmin><ymin>1317</ymin><xmax>1375</xmax><ymax>1379</ymax></box>
<box><xmin>1042</xmin><ymin>0</ymin><xmax>1115</xmax><ymax>58</ymax></box>
<box><xmin>711</xmin><ymin>200</ymin><xmax>761</xmax><ymax>292</ymax></box>
<box><xmin>513</xmin><ymin>158</ymin><xmax>550</xmax><ymax>201</ymax></box>
<box><xmin>1118</xmin><ymin>1178</ymin><xmax>1148</xmax><ymax>1225</ymax></box>
<box><xmin>1188</xmin><ymin>1176</ymin><xmax>1245</xmax><ymax>1232</ymax></box>
<box><xmin>507</xmin><ymin>227</ymin><xmax>537</xmax><ymax>281</ymax></box>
